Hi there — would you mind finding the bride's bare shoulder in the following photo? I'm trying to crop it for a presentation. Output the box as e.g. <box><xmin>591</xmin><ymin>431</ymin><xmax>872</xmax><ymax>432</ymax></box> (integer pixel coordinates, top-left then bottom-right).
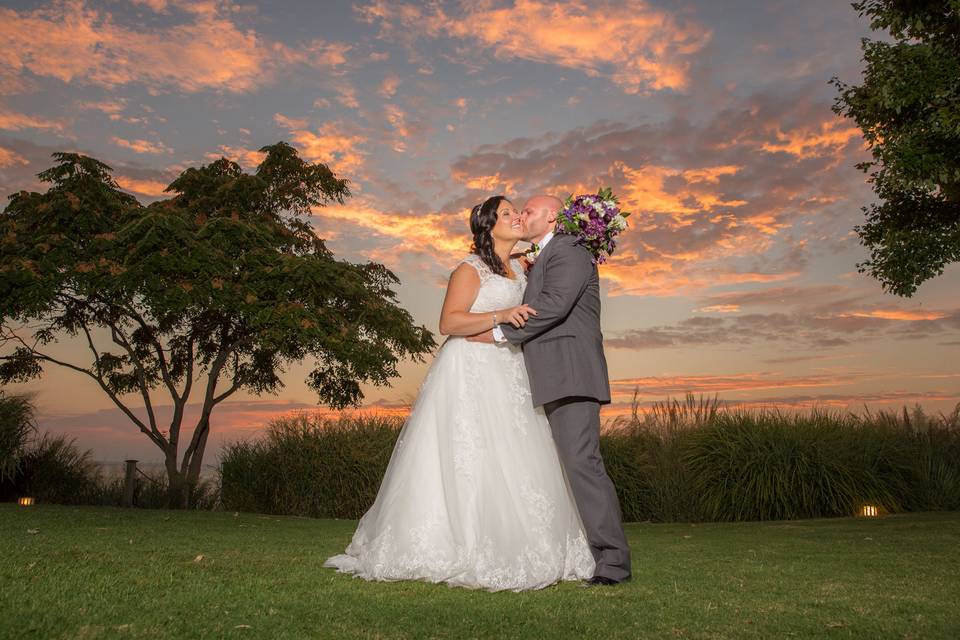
<box><xmin>451</xmin><ymin>256</ymin><xmax>481</xmax><ymax>278</ymax></box>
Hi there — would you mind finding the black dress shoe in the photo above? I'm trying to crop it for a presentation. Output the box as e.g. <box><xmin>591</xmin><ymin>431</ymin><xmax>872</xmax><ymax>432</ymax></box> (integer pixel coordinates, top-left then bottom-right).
<box><xmin>580</xmin><ymin>575</ymin><xmax>620</xmax><ymax>587</ymax></box>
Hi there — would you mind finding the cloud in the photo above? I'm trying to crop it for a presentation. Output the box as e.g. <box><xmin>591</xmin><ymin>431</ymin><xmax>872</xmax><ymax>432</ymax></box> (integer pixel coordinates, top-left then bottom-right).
<box><xmin>378</xmin><ymin>73</ymin><xmax>401</xmax><ymax>98</ymax></box>
<box><xmin>0</xmin><ymin>105</ymin><xmax>69</xmax><ymax>133</ymax></box>
<box><xmin>0</xmin><ymin>1</ymin><xmax>349</xmax><ymax>95</ymax></box>
<box><xmin>617</xmin><ymin>162</ymin><xmax>748</xmax><ymax>224</ymax></box>
<box><xmin>290</xmin><ymin>41</ymin><xmax>352</xmax><ymax>69</ymax></box>
<box><xmin>205</xmin><ymin>144</ymin><xmax>267</xmax><ymax>170</ymax></box>
<box><xmin>334</xmin><ymin>83</ymin><xmax>360</xmax><ymax>109</ymax></box>
<box><xmin>310</xmin><ymin>198</ymin><xmax>471</xmax><ymax>266</ymax></box>
<box><xmin>839</xmin><ymin>309</ymin><xmax>950</xmax><ymax>321</ymax></box>
<box><xmin>0</xmin><ymin>137</ymin><xmax>61</xmax><ymax>194</ymax></box>
<box><xmin>115</xmin><ymin>175</ymin><xmax>171</xmax><ymax>197</ymax></box>
<box><xmin>609</xmin><ymin>371</ymin><xmax>868</xmax><ymax>397</ymax></box>
<box><xmin>273</xmin><ymin>114</ymin><xmax>367</xmax><ymax>177</ymax></box>
<box><xmin>603</xmin><ymin>371</ymin><xmax>960</xmax><ymax>415</ymax></box>
<box><xmin>452</xmin><ymin>172</ymin><xmax>518</xmax><ymax>194</ymax></box>
<box><xmin>35</xmin><ymin>397</ymin><xmax>408</xmax><ymax>463</ymax></box>
<box><xmin>111</xmin><ymin>136</ymin><xmax>173</xmax><ymax>154</ymax></box>
<box><xmin>0</xmin><ymin>134</ymin><xmax>182</xmax><ymax>201</ymax></box>
<box><xmin>357</xmin><ymin>0</ymin><xmax>711</xmax><ymax>93</ymax></box>
<box><xmin>606</xmin><ymin>299</ymin><xmax>960</xmax><ymax>351</ymax></box>
<box><xmin>760</xmin><ymin>119</ymin><xmax>863</xmax><ymax>159</ymax></box>
<box><xmin>448</xmin><ymin>87</ymin><xmax>866</xmax><ymax>296</ymax></box>
<box><xmin>695</xmin><ymin>285</ymin><xmax>853</xmax><ymax>311</ymax></box>
<box><xmin>75</xmin><ymin>99</ymin><xmax>128</xmax><ymax>114</ymax></box>
<box><xmin>762</xmin><ymin>352</ymin><xmax>864</xmax><ymax>365</ymax></box>
<box><xmin>384</xmin><ymin>104</ymin><xmax>414</xmax><ymax>153</ymax></box>
<box><xmin>129</xmin><ymin>0</ymin><xmax>172</xmax><ymax>12</ymax></box>
<box><xmin>0</xmin><ymin>146</ymin><xmax>29</xmax><ymax>168</ymax></box>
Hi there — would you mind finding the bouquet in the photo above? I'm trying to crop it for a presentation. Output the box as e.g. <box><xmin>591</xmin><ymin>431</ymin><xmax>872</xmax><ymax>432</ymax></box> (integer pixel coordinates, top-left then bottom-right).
<box><xmin>555</xmin><ymin>187</ymin><xmax>629</xmax><ymax>264</ymax></box>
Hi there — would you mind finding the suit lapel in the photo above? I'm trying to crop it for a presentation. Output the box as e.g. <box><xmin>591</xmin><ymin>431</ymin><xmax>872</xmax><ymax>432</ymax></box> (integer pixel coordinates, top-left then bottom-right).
<box><xmin>531</xmin><ymin>234</ymin><xmax>564</xmax><ymax>273</ymax></box>
<box><xmin>524</xmin><ymin>234</ymin><xmax>564</xmax><ymax>303</ymax></box>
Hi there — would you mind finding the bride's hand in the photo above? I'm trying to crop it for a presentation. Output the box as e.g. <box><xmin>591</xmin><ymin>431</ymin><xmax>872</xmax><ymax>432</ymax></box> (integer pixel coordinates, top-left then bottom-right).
<box><xmin>503</xmin><ymin>304</ymin><xmax>537</xmax><ymax>328</ymax></box>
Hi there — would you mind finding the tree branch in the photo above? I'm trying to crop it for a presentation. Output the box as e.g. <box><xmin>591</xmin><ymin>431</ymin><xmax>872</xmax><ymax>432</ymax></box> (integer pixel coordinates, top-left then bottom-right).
<box><xmin>98</xmin><ymin>295</ymin><xmax>182</xmax><ymax>404</ymax></box>
<box><xmin>106</xmin><ymin>321</ymin><xmax>162</xmax><ymax>441</ymax></box>
<box><xmin>179</xmin><ymin>334</ymin><xmax>233</xmax><ymax>474</ymax></box>
<box><xmin>2</xmin><ymin>328</ymin><xmax>167</xmax><ymax>449</ymax></box>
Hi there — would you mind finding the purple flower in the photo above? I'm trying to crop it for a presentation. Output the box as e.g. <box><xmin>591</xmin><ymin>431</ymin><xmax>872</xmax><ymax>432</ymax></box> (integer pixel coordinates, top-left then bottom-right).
<box><xmin>558</xmin><ymin>187</ymin><xmax>628</xmax><ymax>264</ymax></box>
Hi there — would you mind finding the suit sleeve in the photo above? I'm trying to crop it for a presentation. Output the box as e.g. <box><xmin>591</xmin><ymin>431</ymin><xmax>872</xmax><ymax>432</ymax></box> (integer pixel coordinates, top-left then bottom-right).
<box><xmin>500</xmin><ymin>241</ymin><xmax>592</xmax><ymax>346</ymax></box>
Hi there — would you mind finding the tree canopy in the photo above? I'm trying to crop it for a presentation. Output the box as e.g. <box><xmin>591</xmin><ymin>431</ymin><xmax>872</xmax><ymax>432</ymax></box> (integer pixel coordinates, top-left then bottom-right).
<box><xmin>831</xmin><ymin>0</ymin><xmax>960</xmax><ymax>296</ymax></box>
<box><xmin>0</xmin><ymin>142</ymin><xmax>436</xmax><ymax>505</ymax></box>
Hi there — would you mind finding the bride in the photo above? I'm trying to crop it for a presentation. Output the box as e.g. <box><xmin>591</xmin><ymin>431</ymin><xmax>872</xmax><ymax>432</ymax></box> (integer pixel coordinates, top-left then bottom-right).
<box><xmin>323</xmin><ymin>195</ymin><xmax>595</xmax><ymax>591</ymax></box>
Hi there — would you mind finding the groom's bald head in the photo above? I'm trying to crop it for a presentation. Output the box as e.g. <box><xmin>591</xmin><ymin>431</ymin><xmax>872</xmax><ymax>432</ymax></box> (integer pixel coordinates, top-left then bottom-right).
<box><xmin>521</xmin><ymin>195</ymin><xmax>562</xmax><ymax>243</ymax></box>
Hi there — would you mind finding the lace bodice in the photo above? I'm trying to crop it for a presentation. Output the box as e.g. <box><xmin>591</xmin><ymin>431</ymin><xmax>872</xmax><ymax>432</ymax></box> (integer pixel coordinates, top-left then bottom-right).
<box><xmin>458</xmin><ymin>254</ymin><xmax>526</xmax><ymax>313</ymax></box>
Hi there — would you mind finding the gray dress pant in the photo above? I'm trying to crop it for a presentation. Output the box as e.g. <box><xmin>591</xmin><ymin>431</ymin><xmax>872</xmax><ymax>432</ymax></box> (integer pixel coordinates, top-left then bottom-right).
<box><xmin>544</xmin><ymin>396</ymin><xmax>631</xmax><ymax>582</ymax></box>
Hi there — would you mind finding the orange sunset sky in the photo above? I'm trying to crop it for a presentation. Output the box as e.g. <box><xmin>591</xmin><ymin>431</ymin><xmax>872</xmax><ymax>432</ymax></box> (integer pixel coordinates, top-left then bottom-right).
<box><xmin>1</xmin><ymin>0</ymin><xmax>957</xmax><ymax>463</ymax></box>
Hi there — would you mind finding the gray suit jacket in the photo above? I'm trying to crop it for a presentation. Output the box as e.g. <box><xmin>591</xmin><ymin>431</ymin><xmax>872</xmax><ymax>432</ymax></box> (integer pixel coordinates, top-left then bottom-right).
<box><xmin>500</xmin><ymin>233</ymin><xmax>611</xmax><ymax>407</ymax></box>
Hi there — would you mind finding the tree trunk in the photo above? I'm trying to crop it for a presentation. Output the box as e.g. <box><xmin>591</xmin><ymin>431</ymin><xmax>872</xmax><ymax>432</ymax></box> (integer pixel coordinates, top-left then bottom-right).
<box><xmin>185</xmin><ymin>419</ymin><xmax>210</xmax><ymax>507</ymax></box>
<box><xmin>166</xmin><ymin>472</ymin><xmax>190</xmax><ymax>509</ymax></box>
<box><xmin>164</xmin><ymin>448</ymin><xmax>189</xmax><ymax>509</ymax></box>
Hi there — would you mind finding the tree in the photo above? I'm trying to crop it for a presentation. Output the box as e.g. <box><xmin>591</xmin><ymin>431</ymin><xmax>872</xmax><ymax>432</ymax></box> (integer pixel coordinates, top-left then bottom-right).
<box><xmin>0</xmin><ymin>143</ymin><xmax>436</xmax><ymax>507</ymax></box>
<box><xmin>831</xmin><ymin>0</ymin><xmax>960</xmax><ymax>296</ymax></box>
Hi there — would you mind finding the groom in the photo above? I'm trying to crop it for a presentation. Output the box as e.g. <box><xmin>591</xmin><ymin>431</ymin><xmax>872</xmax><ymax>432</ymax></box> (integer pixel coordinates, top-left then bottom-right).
<box><xmin>469</xmin><ymin>195</ymin><xmax>631</xmax><ymax>586</ymax></box>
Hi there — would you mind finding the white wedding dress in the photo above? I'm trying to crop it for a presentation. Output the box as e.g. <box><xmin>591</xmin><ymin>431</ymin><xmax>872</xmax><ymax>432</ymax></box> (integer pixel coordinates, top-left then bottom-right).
<box><xmin>323</xmin><ymin>254</ymin><xmax>595</xmax><ymax>591</ymax></box>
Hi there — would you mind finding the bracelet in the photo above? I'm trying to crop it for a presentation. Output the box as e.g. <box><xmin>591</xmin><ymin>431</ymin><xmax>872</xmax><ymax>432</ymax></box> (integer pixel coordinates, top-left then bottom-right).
<box><xmin>492</xmin><ymin>312</ymin><xmax>498</xmax><ymax>329</ymax></box>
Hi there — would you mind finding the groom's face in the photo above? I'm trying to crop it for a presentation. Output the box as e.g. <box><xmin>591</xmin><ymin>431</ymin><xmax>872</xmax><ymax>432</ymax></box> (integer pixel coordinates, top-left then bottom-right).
<box><xmin>521</xmin><ymin>196</ymin><xmax>559</xmax><ymax>242</ymax></box>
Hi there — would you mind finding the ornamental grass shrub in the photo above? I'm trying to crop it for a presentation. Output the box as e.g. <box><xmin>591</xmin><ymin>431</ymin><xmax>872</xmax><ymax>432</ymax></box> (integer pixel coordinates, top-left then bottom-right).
<box><xmin>0</xmin><ymin>428</ymin><xmax>101</xmax><ymax>505</ymax></box>
<box><xmin>219</xmin><ymin>412</ymin><xmax>403</xmax><ymax>518</ymax></box>
<box><xmin>218</xmin><ymin>396</ymin><xmax>960</xmax><ymax>522</ymax></box>
<box><xmin>0</xmin><ymin>390</ymin><xmax>36</xmax><ymax>483</ymax></box>
<box><xmin>0</xmin><ymin>390</ymin><xmax>218</xmax><ymax>508</ymax></box>
<box><xmin>0</xmin><ymin>391</ymin><xmax>100</xmax><ymax>504</ymax></box>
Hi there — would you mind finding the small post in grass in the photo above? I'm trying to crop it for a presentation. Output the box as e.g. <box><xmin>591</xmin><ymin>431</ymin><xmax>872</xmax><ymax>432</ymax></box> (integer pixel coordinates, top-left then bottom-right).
<box><xmin>122</xmin><ymin>460</ymin><xmax>138</xmax><ymax>507</ymax></box>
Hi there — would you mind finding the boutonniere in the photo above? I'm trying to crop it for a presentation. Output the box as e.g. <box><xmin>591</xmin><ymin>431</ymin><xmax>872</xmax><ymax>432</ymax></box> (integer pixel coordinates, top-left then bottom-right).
<box><xmin>525</xmin><ymin>242</ymin><xmax>541</xmax><ymax>265</ymax></box>
<box><xmin>519</xmin><ymin>255</ymin><xmax>533</xmax><ymax>274</ymax></box>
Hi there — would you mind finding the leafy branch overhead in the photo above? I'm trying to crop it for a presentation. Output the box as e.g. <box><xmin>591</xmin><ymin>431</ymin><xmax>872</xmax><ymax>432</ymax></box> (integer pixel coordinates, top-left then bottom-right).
<box><xmin>831</xmin><ymin>0</ymin><xmax>960</xmax><ymax>297</ymax></box>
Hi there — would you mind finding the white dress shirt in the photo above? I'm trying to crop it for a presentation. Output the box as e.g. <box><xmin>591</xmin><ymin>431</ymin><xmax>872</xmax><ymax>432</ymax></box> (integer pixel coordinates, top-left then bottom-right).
<box><xmin>492</xmin><ymin>231</ymin><xmax>555</xmax><ymax>343</ymax></box>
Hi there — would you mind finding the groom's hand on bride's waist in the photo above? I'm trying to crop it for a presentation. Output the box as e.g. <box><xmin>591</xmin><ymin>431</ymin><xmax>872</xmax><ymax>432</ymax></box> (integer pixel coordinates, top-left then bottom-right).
<box><xmin>467</xmin><ymin>306</ymin><xmax>539</xmax><ymax>343</ymax></box>
<box><xmin>504</xmin><ymin>304</ymin><xmax>537</xmax><ymax>328</ymax></box>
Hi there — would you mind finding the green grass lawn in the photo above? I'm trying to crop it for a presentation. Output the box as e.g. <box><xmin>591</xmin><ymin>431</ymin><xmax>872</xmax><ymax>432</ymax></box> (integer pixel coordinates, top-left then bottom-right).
<box><xmin>1</xmin><ymin>505</ymin><xmax>958</xmax><ymax>639</ymax></box>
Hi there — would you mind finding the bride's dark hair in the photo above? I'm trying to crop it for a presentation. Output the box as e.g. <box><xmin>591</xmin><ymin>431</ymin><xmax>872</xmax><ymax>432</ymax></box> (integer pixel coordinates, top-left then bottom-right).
<box><xmin>469</xmin><ymin>195</ymin><xmax>510</xmax><ymax>277</ymax></box>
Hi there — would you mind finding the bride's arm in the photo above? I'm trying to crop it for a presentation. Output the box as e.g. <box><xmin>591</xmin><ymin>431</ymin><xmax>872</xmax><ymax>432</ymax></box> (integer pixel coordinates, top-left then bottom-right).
<box><xmin>438</xmin><ymin>264</ymin><xmax>533</xmax><ymax>336</ymax></box>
